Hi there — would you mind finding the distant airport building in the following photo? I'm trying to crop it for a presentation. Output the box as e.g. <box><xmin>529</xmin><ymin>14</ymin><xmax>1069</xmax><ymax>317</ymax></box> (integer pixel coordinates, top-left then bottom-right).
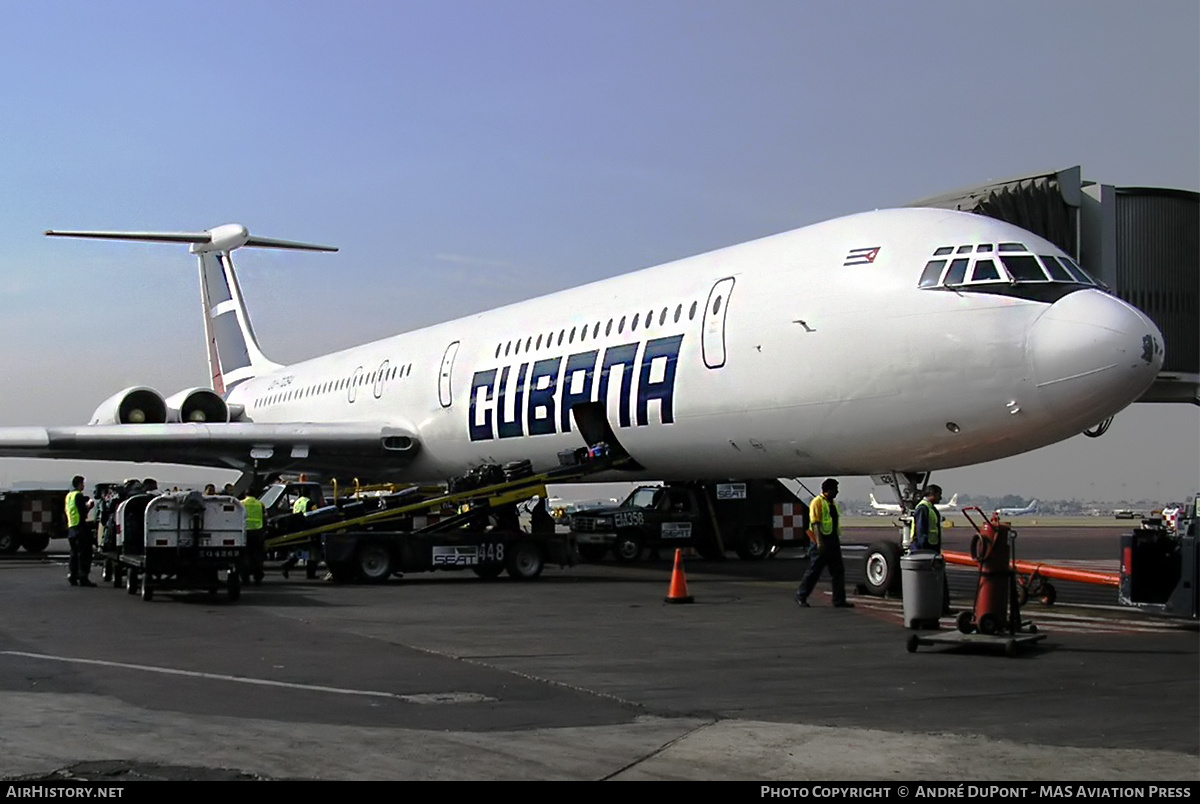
<box><xmin>911</xmin><ymin>166</ymin><xmax>1198</xmax><ymax>405</ymax></box>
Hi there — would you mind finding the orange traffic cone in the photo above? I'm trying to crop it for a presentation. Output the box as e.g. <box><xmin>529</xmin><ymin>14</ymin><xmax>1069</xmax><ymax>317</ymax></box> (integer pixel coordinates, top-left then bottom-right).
<box><xmin>664</xmin><ymin>548</ymin><xmax>694</xmax><ymax>604</ymax></box>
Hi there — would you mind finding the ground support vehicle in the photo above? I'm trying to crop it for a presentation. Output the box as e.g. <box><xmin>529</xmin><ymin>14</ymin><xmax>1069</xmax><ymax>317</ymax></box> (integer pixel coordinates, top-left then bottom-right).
<box><xmin>266</xmin><ymin>450</ymin><xmax>621</xmax><ymax>583</ymax></box>
<box><xmin>104</xmin><ymin>492</ymin><xmax>245</xmax><ymax>602</ymax></box>
<box><xmin>567</xmin><ymin>480</ymin><xmax>809</xmax><ymax>563</ymax></box>
<box><xmin>1118</xmin><ymin>498</ymin><xmax>1198</xmax><ymax>620</ymax></box>
<box><xmin>0</xmin><ymin>489</ymin><xmax>66</xmax><ymax>553</ymax></box>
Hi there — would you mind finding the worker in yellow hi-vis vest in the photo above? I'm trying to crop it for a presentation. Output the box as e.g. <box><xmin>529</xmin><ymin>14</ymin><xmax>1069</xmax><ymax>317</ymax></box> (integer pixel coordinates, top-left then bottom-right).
<box><xmin>65</xmin><ymin>474</ymin><xmax>96</xmax><ymax>587</ymax></box>
<box><xmin>794</xmin><ymin>478</ymin><xmax>853</xmax><ymax>608</ymax></box>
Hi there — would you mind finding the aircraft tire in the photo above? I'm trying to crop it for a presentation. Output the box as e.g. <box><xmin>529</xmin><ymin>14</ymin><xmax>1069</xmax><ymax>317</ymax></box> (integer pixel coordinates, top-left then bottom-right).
<box><xmin>506</xmin><ymin>541</ymin><xmax>544</xmax><ymax>581</ymax></box>
<box><xmin>862</xmin><ymin>540</ymin><xmax>902</xmax><ymax>597</ymax></box>
<box><xmin>356</xmin><ymin>543</ymin><xmax>393</xmax><ymax>583</ymax></box>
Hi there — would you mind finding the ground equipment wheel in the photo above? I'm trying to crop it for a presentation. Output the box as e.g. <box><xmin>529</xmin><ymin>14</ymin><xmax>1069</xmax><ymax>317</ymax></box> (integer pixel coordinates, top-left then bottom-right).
<box><xmin>1040</xmin><ymin>583</ymin><xmax>1057</xmax><ymax>606</ymax></box>
<box><xmin>907</xmin><ymin>634</ymin><xmax>920</xmax><ymax>653</ymax></box>
<box><xmin>227</xmin><ymin>571</ymin><xmax>241</xmax><ymax>602</ymax></box>
<box><xmin>577</xmin><ymin>544</ymin><xmax>609</xmax><ymax>563</ymax></box>
<box><xmin>955</xmin><ymin>610</ymin><xmax>974</xmax><ymax>634</ymax></box>
<box><xmin>356</xmin><ymin>543</ymin><xmax>393</xmax><ymax>583</ymax></box>
<box><xmin>326</xmin><ymin>561</ymin><xmax>357</xmax><ymax>583</ymax></box>
<box><xmin>21</xmin><ymin>535</ymin><xmax>50</xmax><ymax>553</ymax></box>
<box><xmin>977</xmin><ymin>612</ymin><xmax>999</xmax><ymax>635</ymax></box>
<box><xmin>506</xmin><ymin>541</ymin><xmax>544</xmax><ymax>580</ymax></box>
<box><xmin>612</xmin><ymin>531</ymin><xmax>643</xmax><ymax>564</ymax></box>
<box><xmin>126</xmin><ymin>568</ymin><xmax>139</xmax><ymax>595</ymax></box>
<box><xmin>472</xmin><ymin>563</ymin><xmax>505</xmax><ymax>580</ymax></box>
<box><xmin>141</xmin><ymin>574</ymin><xmax>153</xmax><ymax>602</ymax></box>
<box><xmin>862</xmin><ymin>541</ymin><xmax>902</xmax><ymax>596</ymax></box>
<box><xmin>0</xmin><ymin>530</ymin><xmax>19</xmax><ymax>554</ymax></box>
<box><xmin>735</xmin><ymin>527</ymin><xmax>771</xmax><ymax>561</ymax></box>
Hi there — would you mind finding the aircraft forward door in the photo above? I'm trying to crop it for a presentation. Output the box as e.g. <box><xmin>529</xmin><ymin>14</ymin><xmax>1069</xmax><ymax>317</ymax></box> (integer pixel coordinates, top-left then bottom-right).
<box><xmin>439</xmin><ymin>341</ymin><xmax>460</xmax><ymax>408</ymax></box>
<box><xmin>702</xmin><ymin>277</ymin><xmax>735</xmax><ymax>369</ymax></box>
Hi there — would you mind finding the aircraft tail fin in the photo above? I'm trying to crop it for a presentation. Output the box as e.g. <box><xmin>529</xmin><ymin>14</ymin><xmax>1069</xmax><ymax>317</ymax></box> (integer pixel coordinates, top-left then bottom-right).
<box><xmin>46</xmin><ymin>224</ymin><xmax>337</xmax><ymax>395</ymax></box>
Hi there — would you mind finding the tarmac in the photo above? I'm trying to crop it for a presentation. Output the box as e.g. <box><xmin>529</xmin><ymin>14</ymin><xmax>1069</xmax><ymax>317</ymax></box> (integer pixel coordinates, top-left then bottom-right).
<box><xmin>1</xmin><ymin>526</ymin><xmax>1197</xmax><ymax>782</ymax></box>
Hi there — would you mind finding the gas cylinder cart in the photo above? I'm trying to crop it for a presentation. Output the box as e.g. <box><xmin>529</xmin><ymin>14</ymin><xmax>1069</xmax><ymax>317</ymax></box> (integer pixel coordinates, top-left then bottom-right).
<box><xmin>906</xmin><ymin>507</ymin><xmax>1045</xmax><ymax>657</ymax></box>
<box><xmin>115</xmin><ymin>491</ymin><xmax>245</xmax><ymax>602</ymax></box>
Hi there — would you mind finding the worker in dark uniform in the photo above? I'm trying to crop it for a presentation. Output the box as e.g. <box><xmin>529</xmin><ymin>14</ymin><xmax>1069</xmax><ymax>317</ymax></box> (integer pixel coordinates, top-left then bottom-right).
<box><xmin>911</xmin><ymin>484</ymin><xmax>951</xmax><ymax>613</ymax></box>
<box><xmin>65</xmin><ymin>475</ymin><xmax>95</xmax><ymax>587</ymax></box>
<box><xmin>795</xmin><ymin>478</ymin><xmax>853</xmax><ymax>608</ymax></box>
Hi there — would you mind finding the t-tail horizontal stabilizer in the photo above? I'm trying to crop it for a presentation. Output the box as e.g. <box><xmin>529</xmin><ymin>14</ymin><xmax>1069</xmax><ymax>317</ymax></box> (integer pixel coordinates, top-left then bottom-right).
<box><xmin>44</xmin><ymin>223</ymin><xmax>337</xmax><ymax>395</ymax></box>
<box><xmin>45</xmin><ymin>224</ymin><xmax>337</xmax><ymax>254</ymax></box>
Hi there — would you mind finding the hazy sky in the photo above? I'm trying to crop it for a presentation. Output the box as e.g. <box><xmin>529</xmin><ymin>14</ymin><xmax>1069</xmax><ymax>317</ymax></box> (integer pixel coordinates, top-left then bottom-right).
<box><xmin>0</xmin><ymin>1</ymin><xmax>1196</xmax><ymax>501</ymax></box>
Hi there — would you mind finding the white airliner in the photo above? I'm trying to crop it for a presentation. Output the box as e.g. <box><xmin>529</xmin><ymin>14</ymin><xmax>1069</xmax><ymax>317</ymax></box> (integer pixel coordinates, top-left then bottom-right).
<box><xmin>0</xmin><ymin>208</ymin><xmax>1165</xmax><ymax>490</ymax></box>
<box><xmin>869</xmin><ymin>492</ymin><xmax>957</xmax><ymax>514</ymax></box>
<box><xmin>995</xmin><ymin>499</ymin><xmax>1039</xmax><ymax>517</ymax></box>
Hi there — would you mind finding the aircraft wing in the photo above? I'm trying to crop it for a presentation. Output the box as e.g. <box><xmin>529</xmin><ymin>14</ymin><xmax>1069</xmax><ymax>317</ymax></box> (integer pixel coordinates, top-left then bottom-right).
<box><xmin>0</xmin><ymin>422</ymin><xmax>420</xmax><ymax>478</ymax></box>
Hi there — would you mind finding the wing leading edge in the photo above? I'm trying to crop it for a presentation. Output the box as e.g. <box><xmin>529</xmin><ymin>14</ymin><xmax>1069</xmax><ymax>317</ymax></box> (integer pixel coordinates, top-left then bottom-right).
<box><xmin>0</xmin><ymin>422</ymin><xmax>420</xmax><ymax>478</ymax></box>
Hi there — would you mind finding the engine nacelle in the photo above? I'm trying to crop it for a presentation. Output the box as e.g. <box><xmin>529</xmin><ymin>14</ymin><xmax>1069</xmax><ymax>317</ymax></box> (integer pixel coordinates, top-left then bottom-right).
<box><xmin>165</xmin><ymin>388</ymin><xmax>230</xmax><ymax>423</ymax></box>
<box><xmin>89</xmin><ymin>387</ymin><xmax>168</xmax><ymax>425</ymax></box>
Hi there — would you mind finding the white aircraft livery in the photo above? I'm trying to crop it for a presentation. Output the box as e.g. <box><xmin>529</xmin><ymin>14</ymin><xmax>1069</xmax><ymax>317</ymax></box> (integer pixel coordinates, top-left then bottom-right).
<box><xmin>0</xmin><ymin>209</ymin><xmax>1165</xmax><ymax>487</ymax></box>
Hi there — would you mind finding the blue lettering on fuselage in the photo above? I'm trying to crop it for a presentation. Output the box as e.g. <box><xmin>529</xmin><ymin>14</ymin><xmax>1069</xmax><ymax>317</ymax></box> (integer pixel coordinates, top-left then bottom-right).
<box><xmin>468</xmin><ymin>335</ymin><xmax>684</xmax><ymax>441</ymax></box>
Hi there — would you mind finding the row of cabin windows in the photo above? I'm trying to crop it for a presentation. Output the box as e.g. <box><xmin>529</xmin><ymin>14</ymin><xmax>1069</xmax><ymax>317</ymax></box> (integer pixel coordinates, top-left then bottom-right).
<box><xmin>255</xmin><ymin>362</ymin><xmax>414</xmax><ymax>408</ymax></box>
<box><xmin>493</xmin><ymin>300</ymin><xmax>700</xmax><ymax>360</ymax></box>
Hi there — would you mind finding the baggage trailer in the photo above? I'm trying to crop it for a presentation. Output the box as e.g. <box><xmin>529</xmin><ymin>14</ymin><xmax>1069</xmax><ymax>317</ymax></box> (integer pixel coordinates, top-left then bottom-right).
<box><xmin>108</xmin><ymin>491</ymin><xmax>246</xmax><ymax>602</ymax></box>
<box><xmin>0</xmin><ymin>489</ymin><xmax>67</xmax><ymax>554</ymax></box>
<box><xmin>266</xmin><ymin>449</ymin><xmax>620</xmax><ymax>583</ymax></box>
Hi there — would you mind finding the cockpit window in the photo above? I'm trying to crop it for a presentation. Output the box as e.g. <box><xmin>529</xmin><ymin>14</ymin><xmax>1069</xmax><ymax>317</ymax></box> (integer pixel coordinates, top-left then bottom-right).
<box><xmin>971</xmin><ymin>259</ymin><xmax>1001</xmax><ymax>282</ymax></box>
<box><xmin>1000</xmin><ymin>254</ymin><xmax>1048</xmax><ymax>282</ymax></box>
<box><xmin>917</xmin><ymin>242</ymin><xmax>1104</xmax><ymax>301</ymax></box>
<box><xmin>1060</xmin><ymin>256</ymin><xmax>1100</xmax><ymax>285</ymax></box>
<box><xmin>919</xmin><ymin>260</ymin><xmax>946</xmax><ymax>288</ymax></box>
<box><xmin>1039</xmin><ymin>255</ymin><xmax>1074</xmax><ymax>282</ymax></box>
<box><xmin>944</xmin><ymin>258</ymin><xmax>969</xmax><ymax>285</ymax></box>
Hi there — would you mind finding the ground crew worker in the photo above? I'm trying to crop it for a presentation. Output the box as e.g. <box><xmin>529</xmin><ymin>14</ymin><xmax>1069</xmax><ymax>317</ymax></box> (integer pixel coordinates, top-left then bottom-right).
<box><xmin>282</xmin><ymin>493</ymin><xmax>317</xmax><ymax>578</ymax></box>
<box><xmin>910</xmin><ymin>485</ymin><xmax>943</xmax><ymax>552</ymax></box>
<box><xmin>241</xmin><ymin>491</ymin><xmax>266</xmax><ymax>584</ymax></box>
<box><xmin>795</xmin><ymin>478</ymin><xmax>853</xmax><ymax>608</ymax></box>
<box><xmin>65</xmin><ymin>475</ymin><xmax>96</xmax><ymax>587</ymax></box>
<box><xmin>911</xmin><ymin>484</ymin><xmax>951</xmax><ymax>613</ymax></box>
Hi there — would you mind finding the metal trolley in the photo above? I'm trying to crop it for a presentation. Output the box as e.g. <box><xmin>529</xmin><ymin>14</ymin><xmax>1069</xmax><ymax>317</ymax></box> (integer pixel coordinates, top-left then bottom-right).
<box><xmin>110</xmin><ymin>492</ymin><xmax>246</xmax><ymax>602</ymax></box>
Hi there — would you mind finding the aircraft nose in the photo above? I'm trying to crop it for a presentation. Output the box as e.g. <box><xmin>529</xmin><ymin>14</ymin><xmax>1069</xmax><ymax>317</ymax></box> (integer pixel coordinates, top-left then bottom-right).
<box><xmin>1028</xmin><ymin>288</ymin><xmax>1164</xmax><ymax>415</ymax></box>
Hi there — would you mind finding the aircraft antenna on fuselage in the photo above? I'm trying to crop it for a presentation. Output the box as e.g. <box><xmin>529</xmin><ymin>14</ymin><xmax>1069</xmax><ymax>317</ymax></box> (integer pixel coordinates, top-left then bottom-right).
<box><xmin>45</xmin><ymin>224</ymin><xmax>337</xmax><ymax>395</ymax></box>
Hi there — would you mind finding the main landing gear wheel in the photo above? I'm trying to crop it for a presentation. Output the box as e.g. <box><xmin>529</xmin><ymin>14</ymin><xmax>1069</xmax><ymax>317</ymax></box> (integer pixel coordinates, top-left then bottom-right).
<box><xmin>863</xmin><ymin>541</ymin><xmax>902</xmax><ymax>596</ymax></box>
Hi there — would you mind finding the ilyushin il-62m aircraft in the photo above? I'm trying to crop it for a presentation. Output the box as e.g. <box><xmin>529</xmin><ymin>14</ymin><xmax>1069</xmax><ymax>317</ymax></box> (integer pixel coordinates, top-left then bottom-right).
<box><xmin>0</xmin><ymin>208</ymin><xmax>1165</xmax><ymax>494</ymax></box>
